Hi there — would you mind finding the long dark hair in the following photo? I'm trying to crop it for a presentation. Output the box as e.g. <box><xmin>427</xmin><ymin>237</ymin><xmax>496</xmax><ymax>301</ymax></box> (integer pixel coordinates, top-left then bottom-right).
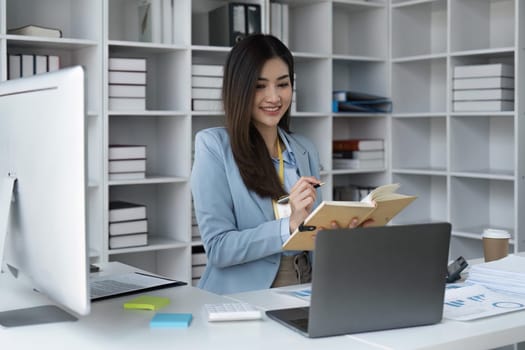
<box><xmin>223</xmin><ymin>34</ymin><xmax>294</xmax><ymax>199</ymax></box>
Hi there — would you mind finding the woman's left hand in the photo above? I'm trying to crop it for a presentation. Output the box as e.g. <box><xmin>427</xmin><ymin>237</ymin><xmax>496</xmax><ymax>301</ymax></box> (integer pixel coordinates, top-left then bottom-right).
<box><xmin>311</xmin><ymin>216</ymin><xmax>375</xmax><ymax>241</ymax></box>
<box><xmin>329</xmin><ymin>217</ymin><xmax>375</xmax><ymax>229</ymax></box>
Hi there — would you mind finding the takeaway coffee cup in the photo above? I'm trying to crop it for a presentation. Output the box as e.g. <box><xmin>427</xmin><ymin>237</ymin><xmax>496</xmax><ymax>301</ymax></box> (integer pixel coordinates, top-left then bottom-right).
<box><xmin>482</xmin><ymin>229</ymin><xmax>511</xmax><ymax>262</ymax></box>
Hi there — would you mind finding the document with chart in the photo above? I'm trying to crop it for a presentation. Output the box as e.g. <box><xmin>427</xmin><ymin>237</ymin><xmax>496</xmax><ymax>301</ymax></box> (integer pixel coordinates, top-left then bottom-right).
<box><xmin>443</xmin><ymin>284</ymin><xmax>525</xmax><ymax>321</ymax></box>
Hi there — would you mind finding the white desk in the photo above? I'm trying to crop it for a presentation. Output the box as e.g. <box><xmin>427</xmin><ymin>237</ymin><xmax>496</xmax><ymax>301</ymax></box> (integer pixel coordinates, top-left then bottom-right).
<box><xmin>3</xmin><ymin>262</ymin><xmax>525</xmax><ymax>350</ymax></box>
<box><xmin>0</xmin><ymin>263</ymin><xmax>376</xmax><ymax>350</ymax></box>
<box><xmin>228</xmin><ymin>284</ymin><xmax>525</xmax><ymax>350</ymax></box>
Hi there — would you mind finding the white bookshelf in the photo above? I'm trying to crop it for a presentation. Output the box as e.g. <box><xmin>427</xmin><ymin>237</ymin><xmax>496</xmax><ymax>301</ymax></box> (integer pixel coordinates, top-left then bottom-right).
<box><xmin>329</xmin><ymin>0</ymin><xmax>390</xmax><ymax>201</ymax></box>
<box><xmin>1</xmin><ymin>0</ymin><xmax>106</xmax><ymax>260</ymax></box>
<box><xmin>1</xmin><ymin>0</ymin><xmax>523</xmax><ymax>285</ymax></box>
<box><xmin>390</xmin><ymin>0</ymin><xmax>525</xmax><ymax>260</ymax></box>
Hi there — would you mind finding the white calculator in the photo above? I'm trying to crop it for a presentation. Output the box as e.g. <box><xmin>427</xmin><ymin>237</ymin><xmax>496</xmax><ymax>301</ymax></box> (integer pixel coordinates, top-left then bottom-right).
<box><xmin>204</xmin><ymin>302</ymin><xmax>263</xmax><ymax>322</ymax></box>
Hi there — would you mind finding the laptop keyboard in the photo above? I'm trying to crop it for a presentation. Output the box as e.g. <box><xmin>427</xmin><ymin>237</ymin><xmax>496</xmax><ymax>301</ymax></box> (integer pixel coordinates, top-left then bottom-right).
<box><xmin>290</xmin><ymin>317</ymin><xmax>309</xmax><ymax>332</ymax></box>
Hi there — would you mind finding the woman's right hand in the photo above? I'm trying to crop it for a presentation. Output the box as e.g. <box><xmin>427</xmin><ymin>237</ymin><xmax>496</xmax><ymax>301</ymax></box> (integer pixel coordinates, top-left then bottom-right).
<box><xmin>287</xmin><ymin>176</ymin><xmax>322</xmax><ymax>233</ymax></box>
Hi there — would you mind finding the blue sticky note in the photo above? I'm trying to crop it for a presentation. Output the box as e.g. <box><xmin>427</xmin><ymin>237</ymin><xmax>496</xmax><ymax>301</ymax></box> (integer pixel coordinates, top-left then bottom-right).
<box><xmin>150</xmin><ymin>313</ymin><xmax>192</xmax><ymax>328</ymax></box>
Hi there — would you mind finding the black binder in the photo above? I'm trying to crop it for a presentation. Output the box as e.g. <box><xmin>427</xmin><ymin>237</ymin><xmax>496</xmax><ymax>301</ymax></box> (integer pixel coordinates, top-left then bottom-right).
<box><xmin>208</xmin><ymin>3</ymin><xmax>261</xmax><ymax>46</ymax></box>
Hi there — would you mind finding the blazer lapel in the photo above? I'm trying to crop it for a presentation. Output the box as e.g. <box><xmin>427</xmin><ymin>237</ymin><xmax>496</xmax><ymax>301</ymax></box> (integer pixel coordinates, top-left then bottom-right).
<box><xmin>248</xmin><ymin>130</ymin><xmax>312</xmax><ymax>222</ymax></box>
<box><xmin>249</xmin><ymin>191</ymin><xmax>274</xmax><ymax>221</ymax></box>
<box><xmin>283</xmin><ymin>133</ymin><xmax>310</xmax><ymax>177</ymax></box>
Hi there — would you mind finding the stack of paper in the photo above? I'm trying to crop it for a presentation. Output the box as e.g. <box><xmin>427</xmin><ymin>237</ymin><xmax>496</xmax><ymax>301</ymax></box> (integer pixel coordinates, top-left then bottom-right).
<box><xmin>108</xmin><ymin>200</ymin><xmax>148</xmax><ymax>249</ymax></box>
<box><xmin>466</xmin><ymin>255</ymin><xmax>525</xmax><ymax>296</ymax></box>
<box><xmin>191</xmin><ymin>64</ymin><xmax>223</xmax><ymax>111</ymax></box>
<box><xmin>452</xmin><ymin>63</ymin><xmax>514</xmax><ymax>112</ymax></box>
<box><xmin>108</xmin><ymin>57</ymin><xmax>147</xmax><ymax>110</ymax></box>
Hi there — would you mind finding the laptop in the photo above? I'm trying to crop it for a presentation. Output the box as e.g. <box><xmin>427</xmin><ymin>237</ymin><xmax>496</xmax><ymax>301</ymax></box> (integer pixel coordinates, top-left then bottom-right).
<box><xmin>266</xmin><ymin>222</ymin><xmax>451</xmax><ymax>338</ymax></box>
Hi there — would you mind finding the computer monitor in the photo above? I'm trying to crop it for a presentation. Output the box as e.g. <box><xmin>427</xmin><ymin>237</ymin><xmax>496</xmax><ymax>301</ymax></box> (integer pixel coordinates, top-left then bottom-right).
<box><xmin>0</xmin><ymin>66</ymin><xmax>90</xmax><ymax>326</ymax></box>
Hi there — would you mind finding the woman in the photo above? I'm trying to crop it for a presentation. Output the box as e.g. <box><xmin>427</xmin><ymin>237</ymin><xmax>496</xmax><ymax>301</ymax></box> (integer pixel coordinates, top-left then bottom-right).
<box><xmin>191</xmin><ymin>34</ymin><xmax>359</xmax><ymax>295</ymax></box>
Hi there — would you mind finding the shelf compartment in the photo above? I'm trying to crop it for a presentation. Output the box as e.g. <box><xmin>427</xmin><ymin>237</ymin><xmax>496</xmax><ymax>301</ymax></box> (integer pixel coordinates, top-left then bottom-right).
<box><xmin>291</xmin><ymin>116</ymin><xmax>332</xmax><ymax>174</ymax></box>
<box><xmin>392</xmin><ymin>0</ymin><xmax>446</xmax><ymax>58</ymax></box>
<box><xmin>450</xmin><ymin>52</ymin><xmax>515</xmax><ymax>115</ymax></box>
<box><xmin>6</xmin><ymin>0</ymin><xmax>102</xmax><ymax>41</ymax></box>
<box><xmin>332</xmin><ymin>115</ymin><xmax>388</xmax><ymax>145</ymax></box>
<box><xmin>391</xmin><ymin>173</ymin><xmax>447</xmax><ymax>224</ymax></box>
<box><xmin>450</xmin><ymin>176</ymin><xmax>514</xmax><ymax>241</ymax></box>
<box><xmin>391</xmin><ymin>57</ymin><xmax>446</xmax><ymax>113</ymax></box>
<box><xmin>191</xmin><ymin>0</ymin><xmax>267</xmax><ymax>47</ymax></box>
<box><xmin>108</xmin><ymin>45</ymin><xmax>190</xmax><ymax>111</ymax></box>
<box><xmin>450</xmin><ymin>0</ymin><xmax>515</xmax><ymax>52</ymax></box>
<box><xmin>450</xmin><ymin>234</ymin><xmax>515</xmax><ymax>260</ymax></box>
<box><xmin>450</xmin><ymin>115</ymin><xmax>514</xmax><ymax>176</ymax></box>
<box><xmin>332</xmin><ymin>1</ymin><xmax>387</xmax><ymax>58</ymax></box>
<box><xmin>109</xmin><ymin>181</ymin><xmax>192</xmax><ymax>244</ymax></box>
<box><xmin>286</xmin><ymin>1</ymin><xmax>331</xmax><ymax>55</ymax></box>
<box><xmin>449</xmin><ymin>236</ymin><xmax>483</xmax><ymax>260</ymax></box>
<box><xmin>333</xmin><ymin>59</ymin><xmax>389</xmax><ymax>100</ymax></box>
<box><xmin>331</xmin><ymin>116</ymin><xmax>388</xmax><ymax>173</ymax></box>
<box><xmin>192</xmin><ymin>49</ymin><xmax>229</xmax><ymax>66</ymax></box>
<box><xmin>332</xmin><ymin>172</ymin><xmax>391</xmax><ymax>202</ymax></box>
<box><xmin>294</xmin><ymin>56</ymin><xmax>331</xmax><ymax>113</ymax></box>
<box><xmin>109</xmin><ymin>246</ymin><xmax>191</xmax><ymax>282</ymax></box>
<box><xmin>108</xmin><ymin>0</ymin><xmax>190</xmax><ymax>46</ymax></box>
<box><xmin>109</xmin><ymin>115</ymin><xmax>191</xmax><ymax>178</ymax></box>
<box><xmin>392</xmin><ymin>116</ymin><xmax>446</xmax><ymax>171</ymax></box>
<box><xmin>7</xmin><ymin>43</ymin><xmax>102</xmax><ymax>111</ymax></box>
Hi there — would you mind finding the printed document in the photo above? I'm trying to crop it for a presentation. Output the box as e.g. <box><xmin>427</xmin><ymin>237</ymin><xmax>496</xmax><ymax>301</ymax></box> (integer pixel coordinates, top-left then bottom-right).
<box><xmin>443</xmin><ymin>284</ymin><xmax>525</xmax><ymax>321</ymax></box>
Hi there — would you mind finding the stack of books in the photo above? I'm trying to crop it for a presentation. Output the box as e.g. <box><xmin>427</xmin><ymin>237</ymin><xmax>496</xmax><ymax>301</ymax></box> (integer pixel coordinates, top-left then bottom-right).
<box><xmin>108</xmin><ymin>57</ymin><xmax>147</xmax><ymax>111</ymax></box>
<box><xmin>8</xmin><ymin>53</ymin><xmax>60</xmax><ymax>80</ymax></box>
<box><xmin>109</xmin><ymin>200</ymin><xmax>148</xmax><ymax>249</ymax></box>
<box><xmin>191</xmin><ymin>64</ymin><xmax>223</xmax><ymax>111</ymax></box>
<box><xmin>191</xmin><ymin>245</ymin><xmax>207</xmax><ymax>287</ymax></box>
<box><xmin>332</xmin><ymin>91</ymin><xmax>392</xmax><ymax>113</ymax></box>
<box><xmin>332</xmin><ymin>139</ymin><xmax>385</xmax><ymax>170</ymax></box>
<box><xmin>453</xmin><ymin>63</ymin><xmax>514</xmax><ymax>112</ymax></box>
<box><xmin>108</xmin><ymin>144</ymin><xmax>147</xmax><ymax>180</ymax></box>
<box><xmin>8</xmin><ymin>24</ymin><xmax>62</xmax><ymax>38</ymax></box>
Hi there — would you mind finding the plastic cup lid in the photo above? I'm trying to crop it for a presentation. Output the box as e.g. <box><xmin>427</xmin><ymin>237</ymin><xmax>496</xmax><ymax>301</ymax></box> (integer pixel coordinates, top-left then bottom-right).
<box><xmin>482</xmin><ymin>228</ymin><xmax>511</xmax><ymax>239</ymax></box>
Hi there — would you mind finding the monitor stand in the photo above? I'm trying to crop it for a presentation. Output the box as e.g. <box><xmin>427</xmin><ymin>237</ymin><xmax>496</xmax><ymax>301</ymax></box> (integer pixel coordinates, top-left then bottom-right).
<box><xmin>0</xmin><ymin>305</ymin><xmax>77</xmax><ymax>327</ymax></box>
<box><xmin>0</xmin><ymin>175</ymin><xmax>78</xmax><ymax>327</ymax></box>
<box><xmin>0</xmin><ymin>175</ymin><xmax>16</xmax><ymax>274</ymax></box>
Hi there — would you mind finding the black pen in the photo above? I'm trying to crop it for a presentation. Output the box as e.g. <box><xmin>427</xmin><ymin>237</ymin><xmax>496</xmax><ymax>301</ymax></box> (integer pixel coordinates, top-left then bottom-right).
<box><xmin>277</xmin><ymin>182</ymin><xmax>325</xmax><ymax>205</ymax></box>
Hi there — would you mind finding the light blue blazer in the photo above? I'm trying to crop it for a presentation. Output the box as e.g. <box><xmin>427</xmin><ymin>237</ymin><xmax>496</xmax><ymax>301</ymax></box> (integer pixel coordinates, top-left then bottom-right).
<box><xmin>191</xmin><ymin>127</ymin><xmax>321</xmax><ymax>295</ymax></box>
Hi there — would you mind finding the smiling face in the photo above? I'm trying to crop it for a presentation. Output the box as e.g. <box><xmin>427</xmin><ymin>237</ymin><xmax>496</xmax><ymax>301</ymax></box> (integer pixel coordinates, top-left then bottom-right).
<box><xmin>251</xmin><ymin>57</ymin><xmax>293</xmax><ymax>134</ymax></box>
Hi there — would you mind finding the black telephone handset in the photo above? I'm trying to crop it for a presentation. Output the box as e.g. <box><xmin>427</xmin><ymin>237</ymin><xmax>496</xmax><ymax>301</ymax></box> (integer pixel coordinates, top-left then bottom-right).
<box><xmin>446</xmin><ymin>256</ymin><xmax>468</xmax><ymax>283</ymax></box>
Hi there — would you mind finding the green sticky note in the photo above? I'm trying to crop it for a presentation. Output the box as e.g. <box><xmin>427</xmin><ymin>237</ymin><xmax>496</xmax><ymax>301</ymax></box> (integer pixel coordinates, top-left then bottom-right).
<box><xmin>123</xmin><ymin>295</ymin><xmax>170</xmax><ymax>311</ymax></box>
<box><xmin>150</xmin><ymin>313</ymin><xmax>192</xmax><ymax>328</ymax></box>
